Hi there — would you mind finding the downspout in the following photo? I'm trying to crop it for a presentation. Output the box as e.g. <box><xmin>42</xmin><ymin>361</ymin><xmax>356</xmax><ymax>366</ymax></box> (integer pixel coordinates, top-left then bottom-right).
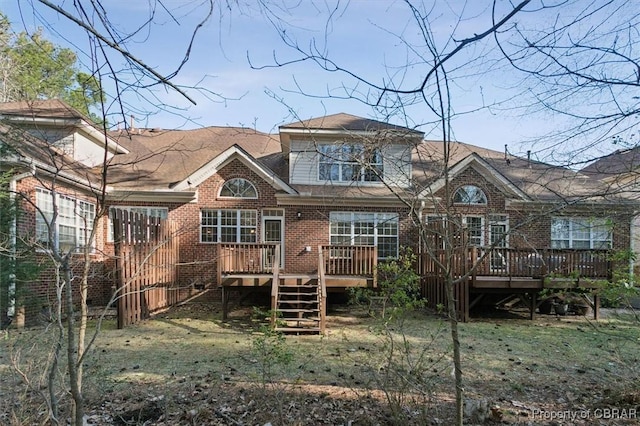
<box><xmin>6</xmin><ymin>165</ymin><xmax>36</xmax><ymax>320</ymax></box>
<box><xmin>631</xmin><ymin>212</ymin><xmax>638</xmax><ymax>276</ymax></box>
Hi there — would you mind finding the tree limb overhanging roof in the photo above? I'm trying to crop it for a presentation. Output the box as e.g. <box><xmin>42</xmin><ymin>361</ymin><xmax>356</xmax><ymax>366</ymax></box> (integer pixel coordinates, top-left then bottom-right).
<box><xmin>107</xmin><ymin>127</ymin><xmax>286</xmax><ymax>191</ymax></box>
<box><xmin>0</xmin><ymin>102</ymin><xmax>626</xmax><ymax>206</ymax></box>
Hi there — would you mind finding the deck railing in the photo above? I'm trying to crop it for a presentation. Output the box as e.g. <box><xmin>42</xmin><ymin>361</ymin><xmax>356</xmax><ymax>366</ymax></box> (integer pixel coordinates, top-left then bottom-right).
<box><xmin>321</xmin><ymin>245</ymin><xmax>378</xmax><ymax>278</ymax></box>
<box><xmin>470</xmin><ymin>247</ymin><xmax>611</xmax><ymax>278</ymax></box>
<box><xmin>217</xmin><ymin>243</ymin><xmax>279</xmax><ymax>284</ymax></box>
<box><xmin>317</xmin><ymin>245</ymin><xmax>328</xmax><ymax>334</ymax></box>
<box><xmin>270</xmin><ymin>245</ymin><xmax>281</xmax><ymax>325</ymax></box>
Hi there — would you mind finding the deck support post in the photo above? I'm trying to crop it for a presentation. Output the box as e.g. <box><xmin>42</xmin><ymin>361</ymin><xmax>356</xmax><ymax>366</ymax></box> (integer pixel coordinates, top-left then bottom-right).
<box><xmin>529</xmin><ymin>292</ymin><xmax>537</xmax><ymax>320</ymax></box>
<box><xmin>222</xmin><ymin>286</ymin><xmax>229</xmax><ymax>321</ymax></box>
<box><xmin>593</xmin><ymin>294</ymin><xmax>600</xmax><ymax>320</ymax></box>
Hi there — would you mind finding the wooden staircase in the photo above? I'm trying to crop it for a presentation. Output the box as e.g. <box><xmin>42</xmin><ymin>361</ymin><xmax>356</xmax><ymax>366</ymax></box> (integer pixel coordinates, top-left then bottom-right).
<box><xmin>273</xmin><ymin>275</ymin><xmax>323</xmax><ymax>333</ymax></box>
<box><xmin>270</xmin><ymin>246</ymin><xmax>327</xmax><ymax>334</ymax></box>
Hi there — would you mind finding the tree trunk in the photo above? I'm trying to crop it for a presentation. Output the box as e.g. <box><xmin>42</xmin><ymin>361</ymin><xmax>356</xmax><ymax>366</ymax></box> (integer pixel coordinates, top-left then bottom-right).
<box><xmin>446</xmin><ymin>275</ymin><xmax>464</xmax><ymax>426</ymax></box>
<box><xmin>63</xmin><ymin>261</ymin><xmax>84</xmax><ymax>425</ymax></box>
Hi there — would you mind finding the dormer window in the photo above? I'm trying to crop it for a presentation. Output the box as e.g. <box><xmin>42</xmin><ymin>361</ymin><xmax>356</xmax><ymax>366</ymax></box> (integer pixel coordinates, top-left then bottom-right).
<box><xmin>453</xmin><ymin>185</ymin><xmax>487</xmax><ymax>205</ymax></box>
<box><xmin>219</xmin><ymin>178</ymin><xmax>258</xmax><ymax>198</ymax></box>
<box><xmin>318</xmin><ymin>143</ymin><xmax>383</xmax><ymax>182</ymax></box>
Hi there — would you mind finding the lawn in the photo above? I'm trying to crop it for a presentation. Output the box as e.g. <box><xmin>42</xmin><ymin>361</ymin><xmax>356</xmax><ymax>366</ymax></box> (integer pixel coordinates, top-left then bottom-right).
<box><xmin>1</xmin><ymin>299</ymin><xmax>639</xmax><ymax>425</ymax></box>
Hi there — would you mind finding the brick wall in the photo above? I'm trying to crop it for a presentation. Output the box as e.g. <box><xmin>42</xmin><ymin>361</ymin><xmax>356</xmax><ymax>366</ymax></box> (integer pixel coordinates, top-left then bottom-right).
<box><xmin>10</xmin><ymin>176</ymin><xmax>110</xmax><ymax>323</ymax></box>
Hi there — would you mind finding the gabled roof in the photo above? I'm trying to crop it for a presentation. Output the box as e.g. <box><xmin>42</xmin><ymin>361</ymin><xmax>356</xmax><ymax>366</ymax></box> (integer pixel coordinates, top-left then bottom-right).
<box><xmin>0</xmin><ymin>123</ymin><xmax>104</xmax><ymax>190</ymax></box>
<box><xmin>0</xmin><ymin>99</ymin><xmax>128</xmax><ymax>155</ymax></box>
<box><xmin>419</xmin><ymin>152</ymin><xmax>531</xmax><ymax>201</ymax></box>
<box><xmin>172</xmin><ymin>144</ymin><xmax>296</xmax><ymax>194</ymax></box>
<box><xmin>107</xmin><ymin>126</ymin><xmax>286</xmax><ymax>191</ymax></box>
<box><xmin>414</xmin><ymin>141</ymin><xmax>613</xmax><ymax>202</ymax></box>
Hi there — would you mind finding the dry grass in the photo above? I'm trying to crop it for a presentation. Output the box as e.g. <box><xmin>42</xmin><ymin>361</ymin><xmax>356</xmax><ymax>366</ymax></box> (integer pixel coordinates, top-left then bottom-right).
<box><xmin>1</xmin><ymin>299</ymin><xmax>639</xmax><ymax>425</ymax></box>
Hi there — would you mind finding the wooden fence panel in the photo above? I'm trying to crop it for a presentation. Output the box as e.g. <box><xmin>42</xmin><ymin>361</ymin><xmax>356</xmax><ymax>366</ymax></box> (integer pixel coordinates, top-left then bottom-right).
<box><xmin>112</xmin><ymin>209</ymin><xmax>185</xmax><ymax>328</ymax></box>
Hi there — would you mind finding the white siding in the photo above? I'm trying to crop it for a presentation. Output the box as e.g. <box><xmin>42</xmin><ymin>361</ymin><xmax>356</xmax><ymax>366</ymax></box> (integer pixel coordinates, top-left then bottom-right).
<box><xmin>26</xmin><ymin>126</ymin><xmax>114</xmax><ymax>167</ymax></box>
<box><xmin>74</xmin><ymin>131</ymin><xmax>115</xmax><ymax>167</ymax></box>
<box><xmin>381</xmin><ymin>144</ymin><xmax>412</xmax><ymax>188</ymax></box>
<box><xmin>289</xmin><ymin>139</ymin><xmax>319</xmax><ymax>185</ymax></box>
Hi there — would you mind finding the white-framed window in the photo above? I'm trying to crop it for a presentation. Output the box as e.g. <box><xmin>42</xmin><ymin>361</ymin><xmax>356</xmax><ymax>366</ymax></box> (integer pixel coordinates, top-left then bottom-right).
<box><xmin>551</xmin><ymin>217</ymin><xmax>611</xmax><ymax>249</ymax></box>
<box><xmin>201</xmin><ymin>209</ymin><xmax>257</xmax><ymax>243</ymax></box>
<box><xmin>453</xmin><ymin>185</ymin><xmax>487</xmax><ymax>205</ymax></box>
<box><xmin>318</xmin><ymin>144</ymin><xmax>383</xmax><ymax>182</ymax></box>
<box><xmin>329</xmin><ymin>212</ymin><xmax>398</xmax><ymax>258</ymax></box>
<box><xmin>36</xmin><ymin>188</ymin><xmax>95</xmax><ymax>252</ymax></box>
<box><xmin>108</xmin><ymin>206</ymin><xmax>169</xmax><ymax>242</ymax></box>
<box><xmin>425</xmin><ymin>215</ymin><xmax>484</xmax><ymax>246</ymax></box>
<box><xmin>219</xmin><ymin>178</ymin><xmax>258</xmax><ymax>198</ymax></box>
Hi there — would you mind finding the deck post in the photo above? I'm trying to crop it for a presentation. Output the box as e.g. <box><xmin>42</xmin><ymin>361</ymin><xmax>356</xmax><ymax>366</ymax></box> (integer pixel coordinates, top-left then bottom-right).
<box><xmin>221</xmin><ymin>286</ymin><xmax>228</xmax><ymax>321</ymax></box>
<box><xmin>593</xmin><ymin>293</ymin><xmax>600</xmax><ymax>320</ymax></box>
<box><xmin>529</xmin><ymin>292</ymin><xmax>537</xmax><ymax>320</ymax></box>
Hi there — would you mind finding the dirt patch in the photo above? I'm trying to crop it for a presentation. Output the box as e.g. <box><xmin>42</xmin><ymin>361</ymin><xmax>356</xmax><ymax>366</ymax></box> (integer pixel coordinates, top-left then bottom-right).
<box><xmin>2</xmin><ymin>302</ymin><xmax>640</xmax><ymax>425</ymax></box>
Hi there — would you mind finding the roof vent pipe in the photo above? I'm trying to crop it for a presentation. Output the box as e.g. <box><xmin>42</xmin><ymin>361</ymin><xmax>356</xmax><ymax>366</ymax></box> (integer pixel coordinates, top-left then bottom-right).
<box><xmin>504</xmin><ymin>144</ymin><xmax>508</xmax><ymax>160</ymax></box>
<box><xmin>130</xmin><ymin>114</ymin><xmax>135</xmax><ymax>131</ymax></box>
<box><xmin>527</xmin><ymin>150</ymin><xmax>531</xmax><ymax>168</ymax></box>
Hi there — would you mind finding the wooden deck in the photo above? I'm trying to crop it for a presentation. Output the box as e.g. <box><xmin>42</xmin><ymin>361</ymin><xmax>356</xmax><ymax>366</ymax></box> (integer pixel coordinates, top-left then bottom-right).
<box><xmin>218</xmin><ymin>244</ymin><xmax>376</xmax><ymax>331</ymax></box>
<box><xmin>217</xmin><ymin>243</ymin><xmax>613</xmax><ymax>324</ymax></box>
<box><xmin>420</xmin><ymin>247</ymin><xmax>611</xmax><ymax>321</ymax></box>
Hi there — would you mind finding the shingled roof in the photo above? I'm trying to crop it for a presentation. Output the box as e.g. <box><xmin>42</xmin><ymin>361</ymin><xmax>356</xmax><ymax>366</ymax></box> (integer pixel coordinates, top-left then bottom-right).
<box><xmin>0</xmin><ymin>99</ymin><xmax>87</xmax><ymax>120</ymax></box>
<box><xmin>581</xmin><ymin>147</ymin><xmax>640</xmax><ymax>179</ymax></box>
<box><xmin>107</xmin><ymin>127</ymin><xmax>285</xmax><ymax>190</ymax></box>
<box><xmin>414</xmin><ymin>141</ymin><xmax>612</xmax><ymax>202</ymax></box>
<box><xmin>280</xmin><ymin>113</ymin><xmax>423</xmax><ymax>135</ymax></box>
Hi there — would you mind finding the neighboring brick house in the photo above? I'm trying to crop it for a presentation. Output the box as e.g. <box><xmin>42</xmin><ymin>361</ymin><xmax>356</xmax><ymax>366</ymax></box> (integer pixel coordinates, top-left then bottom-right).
<box><xmin>1</xmin><ymin>100</ymin><xmax>636</xmax><ymax>324</ymax></box>
<box><xmin>0</xmin><ymin>100</ymin><xmax>127</xmax><ymax>324</ymax></box>
<box><xmin>582</xmin><ymin>147</ymin><xmax>640</xmax><ymax>273</ymax></box>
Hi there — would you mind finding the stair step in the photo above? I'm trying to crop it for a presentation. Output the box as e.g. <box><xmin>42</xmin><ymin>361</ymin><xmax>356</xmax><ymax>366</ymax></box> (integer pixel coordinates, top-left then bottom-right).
<box><xmin>275</xmin><ymin>327</ymin><xmax>321</xmax><ymax>333</ymax></box>
<box><xmin>278</xmin><ymin>284</ymin><xmax>318</xmax><ymax>293</ymax></box>
<box><xmin>278</xmin><ymin>284</ymin><xmax>318</xmax><ymax>287</ymax></box>
<box><xmin>277</xmin><ymin>308</ymin><xmax>319</xmax><ymax>313</ymax></box>
<box><xmin>277</xmin><ymin>317</ymin><xmax>320</xmax><ymax>323</ymax></box>
<box><xmin>278</xmin><ymin>301</ymin><xmax>319</xmax><ymax>306</ymax></box>
<box><xmin>278</xmin><ymin>291</ymin><xmax>318</xmax><ymax>295</ymax></box>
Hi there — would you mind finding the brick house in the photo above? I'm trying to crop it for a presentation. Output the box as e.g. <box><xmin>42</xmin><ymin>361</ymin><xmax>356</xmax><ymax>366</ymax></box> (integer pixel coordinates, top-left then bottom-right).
<box><xmin>582</xmin><ymin>147</ymin><xmax>640</xmax><ymax>274</ymax></box>
<box><xmin>1</xmin><ymin>100</ymin><xmax>636</xmax><ymax>326</ymax></box>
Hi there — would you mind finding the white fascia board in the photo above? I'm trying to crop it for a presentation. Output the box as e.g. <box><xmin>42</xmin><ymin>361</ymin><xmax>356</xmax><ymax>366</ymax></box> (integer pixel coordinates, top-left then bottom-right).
<box><xmin>80</xmin><ymin>123</ymin><xmax>129</xmax><ymax>154</ymax></box>
<box><xmin>173</xmin><ymin>145</ymin><xmax>297</xmax><ymax>194</ymax></box>
<box><xmin>275</xmin><ymin>193</ymin><xmax>410</xmax><ymax>208</ymax></box>
<box><xmin>106</xmin><ymin>190</ymin><xmax>197</xmax><ymax>203</ymax></box>
<box><xmin>419</xmin><ymin>154</ymin><xmax>531</xmax><ymax>201</ymax></box>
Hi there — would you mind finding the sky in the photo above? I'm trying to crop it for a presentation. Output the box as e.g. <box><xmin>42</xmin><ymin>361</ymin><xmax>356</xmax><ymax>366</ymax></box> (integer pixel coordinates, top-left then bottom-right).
<box><xmin>0</xmin><ymin>0</ymin><xmax>629</xmax><ymax>161</ymax></box>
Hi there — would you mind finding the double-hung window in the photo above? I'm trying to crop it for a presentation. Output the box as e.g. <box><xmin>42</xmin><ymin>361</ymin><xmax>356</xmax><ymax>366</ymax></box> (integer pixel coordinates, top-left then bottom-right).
<box><xmin>36</xmin><ymin>188</ymin><xmax>95</xmax><ymax>252</ymax></box>
<box><xmin>319</xmin><ymin>144</ymin><xmax>383</xmax><ymax>182</ymax></box>
<box><xmin>551</xmin><ymin>218</ymin><xmax>611</xmax><ymax>249</ymax></box>
<box><xmin>329</xmin><ymin>212</ymin><xmax>398</xmax><ymax>258</ymax></box>
<box><xmin>425</xmin><ymin>215</ymin><xmax>484</xmax><ymax>247</ymax></box>
<box><xmin>201</xmin><ymin>209</ymin><xmax>257</xmax><ymax>243</ymax></box>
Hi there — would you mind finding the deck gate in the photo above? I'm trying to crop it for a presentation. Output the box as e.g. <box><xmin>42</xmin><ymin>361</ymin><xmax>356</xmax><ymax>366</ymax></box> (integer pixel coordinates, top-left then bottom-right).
<box><xmin>112</xmin><ymin>209</ymin><xmax>186</xmax><ymax>328</ymax></box>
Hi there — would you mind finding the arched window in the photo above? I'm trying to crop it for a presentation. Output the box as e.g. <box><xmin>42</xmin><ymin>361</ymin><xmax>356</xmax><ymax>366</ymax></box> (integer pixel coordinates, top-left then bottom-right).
<box><xmin>453</xmin><ymin>185</ymin><xmax>487</xmax><ymax>205</ymax></box>
<box><xmin>219</xmin><ymin>178</ymin><xmax>258</xmax><ymax>198</ymax></box>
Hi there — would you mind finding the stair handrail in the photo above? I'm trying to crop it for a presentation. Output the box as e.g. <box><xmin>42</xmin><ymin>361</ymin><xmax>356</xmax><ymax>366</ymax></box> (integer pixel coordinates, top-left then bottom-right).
<box><xmin>318</xmin><ymin>245</ymin><xmax>327</xmax><ymax>334</ymax></box>
<box><xmin>270</xmin><ymin>245</ymin><xmax>280</xmax><ymax>326</ymax></box>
